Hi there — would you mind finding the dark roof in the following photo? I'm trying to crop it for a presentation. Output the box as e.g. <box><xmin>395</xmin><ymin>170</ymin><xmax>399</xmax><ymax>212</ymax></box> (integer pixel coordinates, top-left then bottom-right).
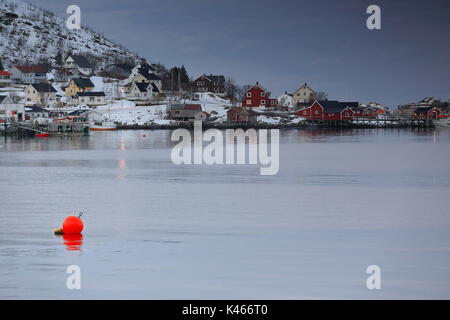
<box><xmin>414</xmin><ymin>106</ymin><xmax>436</xmax><ymax>113</ymax></box>
<box><xmin>227</xmin><ymin>106</ymin><xmax>258</xmax><ymax>115</ymax></box>
<box><xmin>205</xmin><ymin>74</ymin><xmax>225</xmax><ymax>83</ymax></box>
<box><xmin>151</xmin><ymin>83</ymin><xmax>160</xmax><ymax>93</ymax></box>
<box><xmin>77</xmin><ymin>92</ymin><xmax>105</xmax><ymax>97</ymax></box>
<box><xmin>71</xmin><ymin>77</ymin><xmax>94</xmax><ymax>88</ymax></box>
<box><xmin>170</xmin><ymin>103</ymin><xmax>202</xmax><ymax>111</ymax></box>
<box><xmin>30</xmin><ymin>83</ymin><xmax>57</xmax><ymax>93</ymax></box>
<box><xmin>14</xmin><ymin>65</ymin><xmax>47</xmax><ymax>73</ymax></box>
<box><xmin>317</xmin><ymin>100</ymin><xmax>359</xmax><ymax>113</ymax></box>
<box><xmin>0</xmin><ymin>95</ymin><xmax>9</xmax><ymax>103</ymax></box>
<box><xmin>25</xmin><ymin>105</ymin><xmax>49</xmax><ymax>113</ymax></box>
<box><xmin>70</xmin><ymin>55</ymin><xmax>92</xmax><ymax>68</ymax></box>
<box><xmin>135</xmin><ymin>82</ymin><xmax>150</xmax><ymax>92</ymax></box>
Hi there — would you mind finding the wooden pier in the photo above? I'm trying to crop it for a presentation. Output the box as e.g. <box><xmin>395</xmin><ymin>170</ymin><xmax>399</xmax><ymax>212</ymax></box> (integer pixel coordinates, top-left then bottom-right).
<box><xmin>1</xmin><ymin>121</ymin><xmax>90</xmax><ymax>137</ymax></box>
<box><xmin>306</xmin><ymin>117</ymin><xmax>435</xmax><ymax>128</ymax></box>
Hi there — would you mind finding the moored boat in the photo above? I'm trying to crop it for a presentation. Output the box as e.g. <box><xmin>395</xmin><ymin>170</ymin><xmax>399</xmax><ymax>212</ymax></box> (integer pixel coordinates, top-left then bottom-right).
<box><xmin>433</xmin><ymin>115</ymin><xmax>450</xmax><ymax>128</ymax></box>
<box><xmin>90</xmin><ymin>121</ymin><xmax>117</xmax><ymax>131</ymax></box>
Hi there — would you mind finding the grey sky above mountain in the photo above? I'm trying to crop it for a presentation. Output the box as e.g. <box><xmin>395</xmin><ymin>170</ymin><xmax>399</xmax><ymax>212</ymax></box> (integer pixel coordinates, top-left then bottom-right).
<box><xmin>26</xmin><ymin>0</ymin><xmax>450</xmax><ymax>108</ymax></box>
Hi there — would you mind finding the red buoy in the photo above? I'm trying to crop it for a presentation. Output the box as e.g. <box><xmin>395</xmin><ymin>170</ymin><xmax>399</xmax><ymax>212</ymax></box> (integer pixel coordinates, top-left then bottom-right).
<box><xmin>62</xmin><ymin>216</ymin><xmax>84</xmax><ymax>234</ymax></box>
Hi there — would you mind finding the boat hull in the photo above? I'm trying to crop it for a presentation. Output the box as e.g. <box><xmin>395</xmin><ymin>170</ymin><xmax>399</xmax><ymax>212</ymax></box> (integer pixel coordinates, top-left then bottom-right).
<box><xmin>90</xmin><ymin>127</ymin><xmax>117</xmax><ymax>131</ymax></box>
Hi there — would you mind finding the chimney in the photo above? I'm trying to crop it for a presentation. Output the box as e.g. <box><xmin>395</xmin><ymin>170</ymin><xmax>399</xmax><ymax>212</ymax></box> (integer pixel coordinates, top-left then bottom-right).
<box><xmin>256</xmin><ymin>81</ymin><xmax>259</xmax><ymax>85</ymax></box>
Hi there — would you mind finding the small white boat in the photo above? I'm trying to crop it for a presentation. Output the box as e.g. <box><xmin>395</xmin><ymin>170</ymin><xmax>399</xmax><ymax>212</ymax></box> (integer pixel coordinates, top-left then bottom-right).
<box><xmin>90</xmin><ymin>121</ymin><xmax>117</xmax><ymax>131</ymax></box>
<box><xmin>433</xmin><ymin>115</ymin><xmax>450</xmax><ymax>128</ymax></box>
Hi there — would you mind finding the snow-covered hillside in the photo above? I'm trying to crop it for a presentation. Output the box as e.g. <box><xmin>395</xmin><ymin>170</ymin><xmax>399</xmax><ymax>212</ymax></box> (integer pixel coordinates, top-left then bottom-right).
<box><xmin>0</xmin><ymin>0</ymin><xmax>142</xmax><ymax>66</ymax></box>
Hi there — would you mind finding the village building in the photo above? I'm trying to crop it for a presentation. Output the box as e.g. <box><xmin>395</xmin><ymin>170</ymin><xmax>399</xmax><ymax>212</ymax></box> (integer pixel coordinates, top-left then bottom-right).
<box><xmin>192</xmin><ymin>74</ymin><xmax>225</xmax><ymax>94</ymax></box>
<box><xmin>398</xmin><ymin>97</ymin><xmax>442</xmax><ymax>118</ymax></box>
<box><xmin>63</xmin><ymin>55</ymin><xmax>94</xmax><ymax>75</ymax></box>
<box><xmin>126</xmin><ymin>81</ymin><xmax>160</xmax><ymax>101</ymax></box>
<box><xmin>65</xmin><ymin>77</ymin><xmax>95</xmax><ymax>96</ymax></box>
<box><xmin>242</xmin><ymin>82</ymin><xmax>277</xmax><ymax>108</ymax></box>
<box><xmin>297</xmin><ymin>100</ymin><xmax>359</xmax><ymax>121</ymax></box>
<box><xmin>25</xmin><ymin>105</ymin><xmax>50</xmax><ymax>122</ymax></box>
<box><xmin>24</xmin><ymin>83</ymin><xmax>58</xmax><ymax>108</ymax></box>
<box><xmin>127</xmin><ymin>65</ymin><xmax>162</xmax><ymax>92</ymax></box>
<box><xmin>9</xmin><ymin>65</ymin><xmax>47</xmax><ymax>83</ymax></box>
<box><xmin>169</xmin><ymin>103</ymin><xmax>203</xmax><ymax>122</ymax></box>
<box><xmin>0</xmin><ymin>70</ymin><xmax>12</xmax><ymax>87</ymax></box>
<box><xmin>413</xmin><ymin>106</ymin><xmax>441</xmax><ymax>119</ymax></box>
<box><xmin>73</xmin><ymin>92</ymin><xmax>106</xmax><ymax>107</ymax></box>
<box><xmin>292</xmin><ymin>83</ymin><xmax>317</xmax><ymax>107</ymax></box>
<box><xmin>227</xmin><ymin>106</ymin><xmax>258</xmax><ymax>123</ymax></box>
<box><xmin>0</xmin><ymin>95</ymin><xmax>25</xmax><ymax>122</ymax></box>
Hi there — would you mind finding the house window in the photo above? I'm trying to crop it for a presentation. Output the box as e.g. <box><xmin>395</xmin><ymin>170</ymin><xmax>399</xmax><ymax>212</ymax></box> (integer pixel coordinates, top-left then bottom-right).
<box><xmin>315</xmin><ymin>110</ymin><xmax>319</xmax><ymax>114</ymax></box>
<box><xmin>345</xmin><ymin>113</ymin><xmax>349</xmax><ymax>116</ymax></box>
<box><xmin>246</xmin><ymin>100</ymin><xmax>251</xmax><ymax>105</ymax></box>
<box><xmin>261</xmin><ymin>92</ymin><xmax>266</xmax><ymax>97</ymax></box>
<box><xmin>246</xmin><ymin>92</ymin><xmax>252</xmax><ymax>97</ymax></box>
<box><xmin>261</xmin><ymin>100</ymin><xmax>266</xmax><ymax>104</ymax></box>
<box><xmin>303</xmin><ymin>111</ymin><xmax>307</xmax><ymax>115</ymax></box>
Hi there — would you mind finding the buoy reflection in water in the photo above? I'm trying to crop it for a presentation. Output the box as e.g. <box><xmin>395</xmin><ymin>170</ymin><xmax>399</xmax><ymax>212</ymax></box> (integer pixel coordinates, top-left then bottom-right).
<box><xmin>62</xmin><ymin>233</ymin><xmax>83</xmax><ymax>251</ymax></box>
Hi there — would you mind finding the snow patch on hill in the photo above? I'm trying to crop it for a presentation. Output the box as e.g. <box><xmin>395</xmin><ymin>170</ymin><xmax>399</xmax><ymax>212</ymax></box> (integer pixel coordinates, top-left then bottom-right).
<box><xmin>0</xmin><ymin>0</ymin><xmax>141</xmax><ymax>66</ymax></box>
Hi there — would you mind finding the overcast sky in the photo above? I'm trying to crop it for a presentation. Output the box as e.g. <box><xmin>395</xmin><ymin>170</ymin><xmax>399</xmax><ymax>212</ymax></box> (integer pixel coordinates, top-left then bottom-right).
<box><xmin>26</xmin><ymin>0</ymin><xmax>450</xmax><ymax>108</ymax></box>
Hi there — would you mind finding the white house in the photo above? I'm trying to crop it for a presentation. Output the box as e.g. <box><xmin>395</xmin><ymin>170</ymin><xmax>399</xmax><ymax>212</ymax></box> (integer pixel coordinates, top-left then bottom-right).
<box><xmin>73</xmin><ymin>92</ymin><xmax>106</xmax><ymax>106</ymax></box>
<box><xmin>292</xmin><ymin>83</ymin><xmax>316</xmax><ymax>107</ymax></box>
<box><xmin>0</xmin><ymin>95</ymin><xmax>25</xmax><ymax>121</ymax></box>
<box><xmin>127</xmin><ymin>65</ymin><xmax>162</xmax><ymax>92</ymax></box>
<box><xmin>24</xmin><ymin>83</ymin><xmax>58</xmax><ymax>108</ymax></box>
<box><xmin>9</xmin><ymin>65</ymin><xmax>47</xmax><ymax>83</ymax></box>
<box><xmin>126</xmin><ymin>81</ymin><xmax>160</xmax><ymax>100</ymax></box>
<box><xmin>63</xmin><ymin>55</ymin><xmax>93</xmax><ymax>75</ymax></box>
<box><xmin>25</xmin><ymin>105</ymin><xmax>50</xmax><ymax>123</ymax></box>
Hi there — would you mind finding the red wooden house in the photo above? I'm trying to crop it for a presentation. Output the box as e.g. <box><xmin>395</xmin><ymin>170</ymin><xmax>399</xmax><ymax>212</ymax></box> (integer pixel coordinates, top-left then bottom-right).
<box><xmin>227</xmin><ymin>107</ymin><xmax>258</xmax><ymax>123</ymax></box>
<box><xmin>414</xmin><ymin>107</ymin><xmax>440</xmax><ymax>119</ymax></box>
<box><xmin>353</xmin><ymin>106</ymin><xmax>377</xmax><ymax>118</ymax></box>
<box><xmin>243</xmin><ymin>82</ymin><xmax>277</xmax><ymax>108</ymax></box>
<box><xmin>297</xmin><ymin>101</ymin><xmax>358</xmax><ymax>121</ymax></box>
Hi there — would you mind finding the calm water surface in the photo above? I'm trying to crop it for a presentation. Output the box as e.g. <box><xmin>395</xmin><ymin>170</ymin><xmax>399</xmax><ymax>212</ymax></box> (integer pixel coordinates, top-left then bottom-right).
<box><xmin>1</xmin><ymin>128</ymin><xmax>450</xmax><ymax>299</ymax></box>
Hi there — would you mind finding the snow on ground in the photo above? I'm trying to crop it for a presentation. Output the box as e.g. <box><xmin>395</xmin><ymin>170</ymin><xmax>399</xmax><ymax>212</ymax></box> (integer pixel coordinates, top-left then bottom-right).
<box><xmin>95</xmin><ymin>102</ymin><xmax>169</xmax><ymax>125</ymax></box>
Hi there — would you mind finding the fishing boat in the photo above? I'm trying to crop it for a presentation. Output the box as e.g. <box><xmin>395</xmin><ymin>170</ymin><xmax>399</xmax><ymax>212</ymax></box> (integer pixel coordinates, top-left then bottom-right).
<box><xmin>90</xmin><ymin>120</ymin><xmax>117</xmax><ymax>131</ymax></box>
<box><xmin>35</xmin><ymin>132</ymin><xmax>49</xmax><ymax>138</ymax></box>
<box><xmin>433</xmin><ymin>115</ymin><xmax>450</xmax><ymax>128</ymax></box>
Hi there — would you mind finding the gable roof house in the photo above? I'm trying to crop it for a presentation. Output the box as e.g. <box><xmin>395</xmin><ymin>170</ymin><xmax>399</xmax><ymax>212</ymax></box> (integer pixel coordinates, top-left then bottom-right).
<box><xmin>63</xmin><ymin>55</ymin><xmax>94</xmax><ymax>75</ymax></box>
<box><xmin>169</xmin><ymin>103</ymin><xmax>203</xmax><ymax>121</ymax></box>
<box><xmin>73</xmin><ymin>92</ymin><xmax>106</xmax><ymax>107</ymax></box>
<box><xmin>227</xmin><ymin>106</ymin><xmax>258</xmax><ymax>123</ymax></box>
<box><xmin>25</xmin><ymin>105</ymin><xmax>50</xmax><ymax>122</ymax></box>
<box><xmin>192</xmin><ymin>74</ymin><xmax>225</xmax><ymax>94</ymax></box>
<box><xmin>24</xmin><ymin>83</ymin><xmax>58</xmax><ymax>108</ymax></box>
<box><xmin>413</xmin><ymin>106</ymin><xmax>441</xmax><ymax>119</ymax></box>
<box><xmin>9</xmin><ymin>65</ymin><xmax>47</xmax><ymax>83</ymax></box>
<box><xmin>292</xmin><ymin>83</ymin><xmax>317</xmax><ymax>108</ymax></box>
<box><xmin>65</xmin><ymin>77</ymin><xmax>95</xmax><ymax>96</ymax></box>
<box><xmin>243</xmin><ymin>82</ymin><xmax>278</xmax><ymax>108</ymax></box>
<box><xmin>297</xmin><ymin>100</ymin><xmax>359</xmax><ymax>121</ymax></box>
<box><xmin>0</xmin><ymin>95</ymin><xmax>25</xmax><ymax>122</ymax></box>
<box><xmin>127</xmin><ymin>65</ymin><xmax>163</xmax><ymax>93</ymax></box>
<box><xmin>126</xmin><ymin>82</ymin><xmax>160</xmax><ymax>101</ymax></box>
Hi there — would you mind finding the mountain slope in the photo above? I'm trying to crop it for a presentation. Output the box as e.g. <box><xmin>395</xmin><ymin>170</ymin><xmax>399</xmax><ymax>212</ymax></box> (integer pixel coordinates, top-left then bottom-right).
<box><xmin>0</xmin><ymin>0</ymin><xmax>143</xmax><ymax>67</ymax></box>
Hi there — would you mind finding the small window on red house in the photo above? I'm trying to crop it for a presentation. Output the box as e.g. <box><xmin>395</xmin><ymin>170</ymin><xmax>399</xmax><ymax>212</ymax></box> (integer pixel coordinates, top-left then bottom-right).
<box><xmin>303</xmin><ymin>111</ymin><xmax>307</xmax><ymax>115</ymax></box>
<box><xmin>261</xmin><ymin>92</ymin><xmax>266</xmax><ymax>97</ymax></box>
<box><xmin>261</xmin><ymin>100</ymin><xmax>266</xmax><ymax>104</ymax></box>
<box><xmin>247</xmin><ymin>92</ymin><xmax>251</xmax><ymax>97</ymax></box>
